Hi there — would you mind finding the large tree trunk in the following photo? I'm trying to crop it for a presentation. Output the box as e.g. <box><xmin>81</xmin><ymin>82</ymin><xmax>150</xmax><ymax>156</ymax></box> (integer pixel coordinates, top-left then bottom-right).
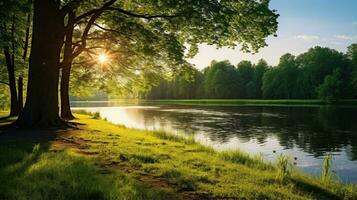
<box><xmin>60</xmin><ymin>64</ymin><xmax>75</xmax><ymax>120</ymax></box>
<box><xmin>60</xmin><ymin>11</ymin><xmax>75</xmax><ymax>120</ymax></box>
<box><xmin>4</xmin><ymin>47</ymin><xmax>19</xmax><ymax>117</ymax></box>
<box><xmin>16</xmin><ymin>0</ymin><xmax>65</xmax><ymax>127</ymax></box>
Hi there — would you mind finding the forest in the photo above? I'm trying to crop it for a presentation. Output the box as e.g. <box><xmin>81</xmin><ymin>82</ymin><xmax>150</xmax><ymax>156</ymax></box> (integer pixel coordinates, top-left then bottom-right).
<box><xmin>146</xmin><ymin>45</ymin><xmax>357</xmax><ymax>101</ymax></box>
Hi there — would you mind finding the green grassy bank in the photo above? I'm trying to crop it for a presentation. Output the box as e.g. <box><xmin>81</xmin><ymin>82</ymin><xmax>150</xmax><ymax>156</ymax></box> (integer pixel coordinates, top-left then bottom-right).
<box><xmin>139</xmin><ymin>99</ymin><xmax>357</xmax><ymax>107</ymax></box>
<box><xmin>0</xmin><ymin>111</ymin><xmax>9</xmax><ymax>117</ymax></box>
<box><xmin>0</xmin><ymin>114</ymin><xmax>356</xmax><ymax>199</ymax></box>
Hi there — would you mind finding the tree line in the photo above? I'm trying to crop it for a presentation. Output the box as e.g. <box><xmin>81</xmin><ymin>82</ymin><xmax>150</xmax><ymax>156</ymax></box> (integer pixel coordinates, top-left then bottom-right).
<box><xmin>145</xmin><ymin>45</ymin><xmax>357</xmax><ymax>101</ymax></box>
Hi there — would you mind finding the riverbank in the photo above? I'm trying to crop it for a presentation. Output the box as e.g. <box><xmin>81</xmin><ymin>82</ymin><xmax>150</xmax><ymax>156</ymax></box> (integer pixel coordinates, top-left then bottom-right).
<box><xmin>0</xmin><ymin>114</ymin><xmax>356</xmax><ymax>199</ymax></box>
<box><xmin>141</xmin><ymin>99</ymin><xmax>357</xmax><ymax>107</ymax></box>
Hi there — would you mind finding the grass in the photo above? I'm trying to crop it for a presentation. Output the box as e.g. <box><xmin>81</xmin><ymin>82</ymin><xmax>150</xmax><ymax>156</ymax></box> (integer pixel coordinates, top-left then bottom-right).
<box><xmin>276</xmin><ymin>154</ymin><xmax>294</xmax><ymax>181</ymax></box>
<box><xmin>322</xmin><ymin>153</ymin><xmax>334</xmax><ymax>183</ymax></box>
<box><xmin>0</xmin><ymin>114</ymin><xmax>357</xmax><ymax>199</ymax></box>
<box><xmin>0</xmin><ymin>110</ymin><xmax>9</xmax><ymax>117</ymax></box>
<box><xmin>140</xmin><ymin>99</ymin><xmax>357</xmax><ymax>107</ymax></box>
<box><xmin>152</xmin><ymin>130</ymin><xmax>197</xmax><ymax>145</ymax></box>
<box><xmin>0</xmin><ymin>141</ymin><xmax>176</xmax><ymax>200</ymax></box>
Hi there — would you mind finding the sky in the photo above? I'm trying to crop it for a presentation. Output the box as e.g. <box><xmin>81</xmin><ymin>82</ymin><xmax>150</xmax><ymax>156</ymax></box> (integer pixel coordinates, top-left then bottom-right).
<box><xmin>189</xmin><ymin>0</ymin><xmax>357</xmax><ymax>70</ymax></box>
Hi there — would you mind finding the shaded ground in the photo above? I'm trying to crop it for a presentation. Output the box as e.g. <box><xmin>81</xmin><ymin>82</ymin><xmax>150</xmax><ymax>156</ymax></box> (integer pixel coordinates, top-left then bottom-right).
<box><xmin>0</xmin><ymin>117</ymin><xmax>202</xmax><ymax>199</ymax></box>
<box><xmin>0</xmin><ymin>114</ymin><xmax>356</xmax><ymax>200</ymax></box>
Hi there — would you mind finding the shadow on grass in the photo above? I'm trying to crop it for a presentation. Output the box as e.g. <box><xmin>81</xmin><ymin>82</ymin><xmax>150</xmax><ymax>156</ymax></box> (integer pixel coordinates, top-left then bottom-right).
<box><xmin>290</xmin><ymin>178</ymin><xmax>342</xmax><ymax>200</ymax></box>
<box><xmin>0</xmin><ymin>123</ymin><xmax>177</xmax><ymax>200</ymax></box>
<box><xmin>0</xmin><ymin>116</ymin><xmax>10</xmax><ymax>120</ymax></box>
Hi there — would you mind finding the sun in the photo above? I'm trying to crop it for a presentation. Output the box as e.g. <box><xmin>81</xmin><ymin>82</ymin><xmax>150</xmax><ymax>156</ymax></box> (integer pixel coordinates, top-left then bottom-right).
<box><xmin>97</xmin><ymin>53</ymin><xmax>109</xmax><ymax>64</ymax></box>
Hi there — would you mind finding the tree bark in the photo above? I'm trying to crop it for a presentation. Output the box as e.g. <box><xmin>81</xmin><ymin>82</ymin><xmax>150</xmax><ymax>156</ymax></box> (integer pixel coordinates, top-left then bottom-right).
<box><xmin>60</xmin><ymin>11</ymin><xmax>75</xmax><ymax>120</ymax></box>
<box><xmin>4</xmin><ymin>47</ymin><xmax>19</xmax><ymax>117</ymax></box>
<box><xmin>23</xmin><ymin>0</ymin><xmax>32</xmax><ymax>61</ymax></box>
<box><xmin>18</xmin><ymin>77</ymin><xmax>23</xmax><ymax>113</ymax></box>
<box><xmin>60</xmin><ymin>64</ymin><xmax>75</xmax><ymax>120</ymax></box>
<box><xmin>16</xmin><ymin>0</ymin><xmax>66</xmax><ymax>127</ymax></box>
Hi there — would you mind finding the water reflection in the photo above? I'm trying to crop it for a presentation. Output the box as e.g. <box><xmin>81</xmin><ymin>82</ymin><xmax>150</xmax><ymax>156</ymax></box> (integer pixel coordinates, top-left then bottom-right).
<box><xmin>72</xmin><ymin>102</ymin><xmax>357</xmax><ymax>183</ymax></box>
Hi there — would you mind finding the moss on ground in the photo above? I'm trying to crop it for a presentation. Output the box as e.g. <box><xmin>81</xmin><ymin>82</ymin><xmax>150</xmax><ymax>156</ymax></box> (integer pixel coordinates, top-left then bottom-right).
<box><xmin>0</xmin><ymin>114</ymin><xmax>356</xmax><ymax>199</ymax></box>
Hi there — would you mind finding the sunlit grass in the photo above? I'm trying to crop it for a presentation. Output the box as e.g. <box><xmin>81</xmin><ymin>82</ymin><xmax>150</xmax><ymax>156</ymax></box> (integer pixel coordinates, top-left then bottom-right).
<box><xmin>0</xmin><ymin>141</ymin><xmax>176</xmax><ymax>200</ymax></box>
<box><xmin>322</xmin><ymin>153</ymin><xmax>334</xmax><ymax>183</ymax></box>
<box><xmin>275</xmin><ymin>154</ymin><xmax>294</xmax><ymax>181</ymax></box>
<box><xmin>0</xmin><ymin>110</ymin><xmax>9</xmax><ymax>118</ymax></box>
<box><xmin>152</xmin><ymin>130</ymin><xmax>197</xmax><ymax>145</ymax></box>
<box><xmin>71</xmin><ymin>114</ymin><xmax>357</xmax><ymax>199</ymax></box>
<box><xmin>218</xmin><ymin>150</ymin><xmax>273</xmax><ymax>170</ymax></box>
<box><xmin>1</xmin><ymin>113</ymin><xmax>356</xmax><ymax>199</ymax></box>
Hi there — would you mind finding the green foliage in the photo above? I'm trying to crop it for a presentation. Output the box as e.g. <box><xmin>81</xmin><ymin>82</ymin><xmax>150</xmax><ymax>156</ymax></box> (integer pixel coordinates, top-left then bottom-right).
<box><xmin>0</xmin><ymin>0</ymin><xmax>30</xmax><ymax>113</ymax></box>
<box><xmin>145</xmin><ymin>59</ymin><xmax>270</xmax><ymax>99</ymax></box>
<box><xmin>237</xmin><ymin>60</ymin><xmax>254</xmax><ymax>97</ymax></box>
<box><xmin>322</xmin><ymin>153</ymin><xmax>334</xmax><ymax>183</ymax></box>
<box><xmin>67</xmin><ymin>0</ymin><xmax>278</xmax><ymax>98</ymax></box>
<box><xmin>301</xmin><ymin>47</ymin><xmax>352</xmax><ymax>98</ymax></box>
<box><xmin>317</xmin><ymin>69</ymin><xmax>342</xmax><ymax>102</ymax></box>
<box><xmin>262</xmin><ymin>53</ymin><xmax>302</xmax><ymax>99</ymax></box>
<box><xmin>145</xmin><ymin>66</ymin><xmax>204</xmax><ymax>99</ymax></box>
<box><xmin>251</xmin><ymin>59</ymin><xmax>269</xmax><ymax>98</ymax></box>
<box><xmin>347</xmin><ymin>44</ymin><xmax>357</xmax><ymax>97</ymax></box>
<box><xmin>276</xmin><ymin>154</ymin><xmax>293</xmax><ymax>181</ymax></box>
<box><xmin>145</xmin><ymin>45</ymin><xmax>357</xmax><ymax>101</ymax></box>
<box><xmin>0</xmin><ymin>85</ymin><xmax>10</xmax><ymax>110</ymax></box>
<box><xmin>92</xmin><ymin>111</ymin><xmax>101</xmax><ymax>119</ymax></box>
<box><xmin>205</xmin><ymin>60</ymin><xmax>240</xmax><ymax>98</ymax></box>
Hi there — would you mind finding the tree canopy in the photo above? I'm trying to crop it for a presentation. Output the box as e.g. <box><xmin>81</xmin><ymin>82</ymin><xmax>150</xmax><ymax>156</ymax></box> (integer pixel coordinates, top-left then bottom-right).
<box><xmin>2</xmin><ymin>0</ymin><xmax>279</xmax><ymax>127</ymax></box>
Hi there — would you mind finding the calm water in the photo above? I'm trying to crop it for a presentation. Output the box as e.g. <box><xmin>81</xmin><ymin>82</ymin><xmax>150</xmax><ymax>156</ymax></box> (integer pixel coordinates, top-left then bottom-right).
<box><xmin>72</xmin><ymin>101</ymin><xmax>357</xmax><ymax>183</ymax></box>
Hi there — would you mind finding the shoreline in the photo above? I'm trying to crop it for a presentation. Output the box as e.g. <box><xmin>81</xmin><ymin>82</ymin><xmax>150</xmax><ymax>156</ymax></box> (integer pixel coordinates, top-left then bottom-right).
<box><xmin>1</xmin><ymin>113</ymin><xmax>356</xmax><ymax>199</ymax></box>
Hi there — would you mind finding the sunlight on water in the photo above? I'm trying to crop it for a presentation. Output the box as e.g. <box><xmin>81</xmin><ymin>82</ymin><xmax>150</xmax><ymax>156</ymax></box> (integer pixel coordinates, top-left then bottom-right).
<box><xmin>72</xmin><ymin>103</ymin><xmax>357</xmax><ymax>183</ymax></box>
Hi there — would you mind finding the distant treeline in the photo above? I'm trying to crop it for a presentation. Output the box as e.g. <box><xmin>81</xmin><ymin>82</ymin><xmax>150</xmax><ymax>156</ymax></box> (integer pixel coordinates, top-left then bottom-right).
<box><xmin>145</xmin><ymin>45</ymin><xmax>357</xmax><ymax>101</ymax></box>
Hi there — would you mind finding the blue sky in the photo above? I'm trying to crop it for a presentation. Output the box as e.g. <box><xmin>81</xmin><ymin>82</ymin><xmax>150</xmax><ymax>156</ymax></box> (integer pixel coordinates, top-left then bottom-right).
<box><xmin>189</xmin><ymin>0</ymin><xmax>357</xmax><ymax>69</ymax></box>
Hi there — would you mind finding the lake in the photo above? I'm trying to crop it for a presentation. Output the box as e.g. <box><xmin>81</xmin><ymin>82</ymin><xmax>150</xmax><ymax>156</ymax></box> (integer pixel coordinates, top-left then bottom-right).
<box><xmin>72</xmin><ymin>101</ymin><xmax>357</xmax><ymax>183</ymax></box>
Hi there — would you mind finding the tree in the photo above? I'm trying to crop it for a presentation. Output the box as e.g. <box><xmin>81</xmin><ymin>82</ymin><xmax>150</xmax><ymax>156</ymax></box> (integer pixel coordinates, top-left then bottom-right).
<box><xmin>262</xmin><ymin>66</ymin><xmax>282</xmax><ymax>99</ymax></box>
<box><xmin>297</xmin><ymin>47</ymin><xmax>351</xmax><ymax>99</ymax></box>
<box><xmin>347</xmin><ymin>44</ymin><xmax>357</xmax><ymax>98</ymax></box>
<box><xmin>262</xmin><ymin>54</ymin><xmax>300</xmax><ymax>99</ymax></box>
<box><xmin>317</xmin><ymin>69</ymin><xmax>342</xmax><ymax>102</ymax></box>
<box><xmin>143</xmin><ymin>43</ymin><xmax>357</xmax><ymax>101</ymax></box>
<box><xmin>203</xmin><ymin>61</ymin><xmax>239</xmax><ymax>98</ymax></box>
<box><xmin>0</xmin><ymin>0</ymin><xmax>31</xmax><ymax>116</ymax></box>
<box><xmin>252</xmin><ymin>59</ymin><xmax>268</xmax><ymax>98</ymax></box>
<box><xmin>236</xmin><ymin>60</ymin><xmax>254</xmax><ymax>98</ymax></box>
<box><xmin>347</xmin><ymin>44</ymin><xmax>357</xmax><ymax>64</ymax></box>
<box><xmin>16</xmin><ymin>0</ymin><xmax>278</xmax><ymax>127</ymax></box>
<box><xmin>144</xmin><ymin>66</ymin><xmax>204</xmax><ymax>99</ymax></box>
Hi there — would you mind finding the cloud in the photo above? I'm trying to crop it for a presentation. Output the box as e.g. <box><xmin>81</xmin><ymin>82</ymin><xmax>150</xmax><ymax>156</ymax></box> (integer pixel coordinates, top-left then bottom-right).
<box><xmin>294</xmin><ymin>35</ymin><xmax>320</xmax><ymax>41</ymax></box>
<box><xmin>334</xmin><ymin>35</ymin><xmax>354</xmax><ymax>40</ymax></box>
<box><xmin>334</xmin><ymin>35</ymin><xmax>357</xmax><ymax>41</ymax></box>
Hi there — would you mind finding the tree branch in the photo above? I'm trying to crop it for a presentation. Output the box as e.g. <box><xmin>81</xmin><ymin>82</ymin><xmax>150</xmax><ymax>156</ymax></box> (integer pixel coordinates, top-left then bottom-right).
<box><xmin>60</xmin><ymin>0</ymin><xmax>86</xmax><ymax>17</ymax></box>
<box><xmin>72</xmin><ymin>0</ymin><xmax>117</xmax><ymax>24</ymax></box>
<box><xmin>67</xmin><ymin>0</ymin><xmax>117</xmax><ymax>59</ymax></box>
<box><xmin>0</xmin><ymin>81</ymin><xmax>10</xmax><ymax>86</ymax></box>
<box><xmin>106</xmin><ymin>7</ymin><xmax>179</xmax><ymax>19</ymax></box>
<box><xmin>93</xmin><ymin>23</ymin><xmax>123</xmax><ymax>35</ymax></box>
